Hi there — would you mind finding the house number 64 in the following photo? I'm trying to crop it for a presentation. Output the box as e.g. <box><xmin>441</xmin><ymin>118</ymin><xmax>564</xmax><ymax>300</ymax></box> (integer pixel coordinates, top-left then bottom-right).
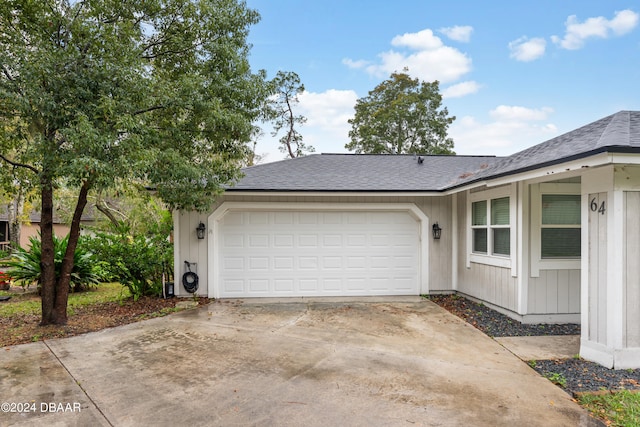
<box><xmin>590</xmin><ymin>198</ymin><xmax>606</xmax><ymax>215</ymax></box>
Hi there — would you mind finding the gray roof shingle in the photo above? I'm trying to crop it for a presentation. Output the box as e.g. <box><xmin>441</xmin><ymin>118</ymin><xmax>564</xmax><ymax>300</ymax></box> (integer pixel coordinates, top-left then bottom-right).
<box><xmin>229</xmin><ymin>111</ymin><xmax>640</xmax><ymax>193</ymax></box>
<box><xmin>459</xmin><ymin>110</ymin><xmax>640</xmax><ymax>185</ymax></box>
<box><xmin>229</xmin><ymin>154</ymin><xmax>500</xmax><ymax>192</ymax></box>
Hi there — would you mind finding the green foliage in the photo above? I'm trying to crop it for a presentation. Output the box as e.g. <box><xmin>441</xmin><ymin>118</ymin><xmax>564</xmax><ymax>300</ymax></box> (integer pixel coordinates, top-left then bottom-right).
<box><xmin>84</xmin><ymin>222</ymin><xmax>173</xmax><ymax>301</ymax></box>
<box><xmin>346</xmin><ymin>71</ymin><xmax>456</xmax><ymax>155</ymax></box>
<box><xmin>544</xmin><ymin>372</ymin><xmax>567</xmax><ymax>388</ymax></box>
<box><xmin>0</xmin><ymin>0</ymin><xmax>272</xmax><ymax>323</ymax></box>
<box><xmin>5</xmin><ymin>235</ymin><xmax>100</xmax><ymax>292</ymax></box>
<box><xmin>578</xmin><ymin>390</ymin><xmax>640</xmax><ymax>427</ymax></box>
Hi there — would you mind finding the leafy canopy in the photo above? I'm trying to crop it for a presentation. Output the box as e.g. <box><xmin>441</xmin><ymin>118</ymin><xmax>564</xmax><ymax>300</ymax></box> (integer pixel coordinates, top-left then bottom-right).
<box><xmin>0</xmin><ymin>0</ymin><xmax>271</xmax><ymax>325</ymax></box>
<box><xmin>0</xmin><ymin>0</ymin><xmax>269</xmax><ymax>212</ymax></box>
<box><xmin>346</xmin><ymin>72</ymin><xmax>456</xmax><ymax>155</ymax></box>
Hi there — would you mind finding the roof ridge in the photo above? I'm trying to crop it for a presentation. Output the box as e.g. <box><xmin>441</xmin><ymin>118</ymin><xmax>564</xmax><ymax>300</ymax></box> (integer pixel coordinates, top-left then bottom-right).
<box><xmin>595</xmin><ymin>111</ymin><xmax>630</xmax><ymax>148</ymax></box>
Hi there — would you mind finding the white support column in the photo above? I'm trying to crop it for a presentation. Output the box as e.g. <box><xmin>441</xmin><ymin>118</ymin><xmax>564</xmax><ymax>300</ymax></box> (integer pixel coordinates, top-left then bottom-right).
<box><xmin>451</xmin><ymin>194</ymin><xmax>458</xmax><ymax>291</ymax></box>
<box><xmin>607</xmin><ymin>189</ymin><xmax>625</xmax><ymax>352</ymax></box>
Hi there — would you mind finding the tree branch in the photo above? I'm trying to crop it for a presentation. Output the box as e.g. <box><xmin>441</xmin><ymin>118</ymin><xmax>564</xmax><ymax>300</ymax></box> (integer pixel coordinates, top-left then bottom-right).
<box><xmin>132</xmin><ymin>104</ymin><xmax>166</xmax><ymax>116</ymax></box>
<box><xmin>0</xmin><ymin>153</ymin><xmax>39</xmax><ymax>174</ymax></box>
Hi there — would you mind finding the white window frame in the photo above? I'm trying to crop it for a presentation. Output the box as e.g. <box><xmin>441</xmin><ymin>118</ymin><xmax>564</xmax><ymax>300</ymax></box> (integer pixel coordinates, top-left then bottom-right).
<box><xmin>530</xmin><ymin>182</ymin><xmax>581</xmax><ymax>277</ymax></box>
<box><xmin>467</xmin><ymin>184</ymin><xmax>516</xmax><ymax>270</ymax></box>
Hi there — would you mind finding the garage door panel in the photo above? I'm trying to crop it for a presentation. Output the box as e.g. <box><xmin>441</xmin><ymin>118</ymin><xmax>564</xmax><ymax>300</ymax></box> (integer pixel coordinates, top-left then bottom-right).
<box><xmin>323</xmin><ymin>257</ymin><xmax>342</xmax><ymax>269</ymax></box>
<box><xmin>298</xmin><ymin>234</ymin><xmax>318</xmax><ymax>247</ymax></box>
<box><xmin>217</xmin><ymin>210</ymin><xmax>420</xmax><ymax>298</ymax></box>
<box><xmin>274</xmin><ymin>257</ymin><xmax>294</xmax><ymax>270</ymax></box>
<box><xmin>275</xmin><ymin>279</ymin><xmax>294</xmax><ymax>292</ymax></box>
<box><xmin>223</xmin><ymin>234</ymin><xmax>244</xmax><ymax>248</ymax></box>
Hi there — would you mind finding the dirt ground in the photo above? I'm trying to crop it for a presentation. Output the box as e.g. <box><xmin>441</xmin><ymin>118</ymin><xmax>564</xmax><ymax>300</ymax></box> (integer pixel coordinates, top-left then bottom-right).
<box><xmin>0</xmin><ymin>288</ymin><xmax>210</xmax><ymax>347</ymax></box>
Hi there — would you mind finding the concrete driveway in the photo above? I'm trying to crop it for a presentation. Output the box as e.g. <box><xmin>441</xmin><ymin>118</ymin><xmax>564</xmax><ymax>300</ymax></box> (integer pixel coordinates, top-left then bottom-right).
<box><xmin>2</xmin><ymin>297</ymin><xmax>600</xmax><ymax>426</ymax></box>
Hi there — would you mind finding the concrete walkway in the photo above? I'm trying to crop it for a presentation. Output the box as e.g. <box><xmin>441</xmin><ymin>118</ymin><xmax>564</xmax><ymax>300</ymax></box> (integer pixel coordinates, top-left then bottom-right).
<box><xmin>1</xmin><ymin>298</ymin><xmax>601</xmax><ymax>426</ymax></box>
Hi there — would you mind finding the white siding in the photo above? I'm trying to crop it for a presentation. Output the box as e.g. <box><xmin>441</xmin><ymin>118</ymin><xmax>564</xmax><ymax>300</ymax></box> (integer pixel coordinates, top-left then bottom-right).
<box><xmin>456</xmin><ymin>192</ymin><xmax>519</xmax><ymax>313</ymax></box>
<box><xmin>624</xmin><ymin>191</ymin><xmax>640</xmax><ymax>347</ymax></box>
<box><xmin>527</xmin><ymin>270</ymin><xmax>580</xmax><ymax>314</ymax></box>
<box><xmin>588</xmin><ymin>192</ymin><xmax>608</xmax><ymax>344</ymax></box>
<box><xmin>174</xmin><ymin>211</ymin><xmax>210</xmax><ymax>295</ymax></box>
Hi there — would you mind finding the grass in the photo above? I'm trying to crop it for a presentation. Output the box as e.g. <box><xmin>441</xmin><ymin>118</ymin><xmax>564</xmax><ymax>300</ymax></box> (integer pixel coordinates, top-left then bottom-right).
<box><xmin>0</xmin><ymin>283</ymin><xmax>131</xmax><ymax>317</ymax></box>
<box><xmin>577</xmin><ymin>390</ymin><xmax>640</xmax><ymax>426</ymax></box>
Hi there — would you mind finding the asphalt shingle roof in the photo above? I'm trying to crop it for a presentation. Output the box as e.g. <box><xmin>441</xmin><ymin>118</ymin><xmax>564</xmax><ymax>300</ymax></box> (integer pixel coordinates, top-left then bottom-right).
<box><xmin>229</xmin><ymin>154</ymin><xmax>500</xmax><ymax>192</ymax></box>
<box><xmin>229</xmin><ymin>111</ymin><xmax>640</xmax><ymax>193</ymax></box>
<box><xmin>462</xmin><ymin>110</ymin><xmax>640</xmax><ymax>185</ymax></box>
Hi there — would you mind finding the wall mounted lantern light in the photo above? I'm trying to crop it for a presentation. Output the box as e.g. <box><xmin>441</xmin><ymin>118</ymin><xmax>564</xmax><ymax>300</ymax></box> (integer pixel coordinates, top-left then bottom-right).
<box><xmin>432</xmin><ymin>223</ymin><xmax>442</xmax><ymax>240</ymax></box>
<box><xmin>196</xmin><ymin>221</ymin><xmax>206</xmax><ymax>239</ymax></box>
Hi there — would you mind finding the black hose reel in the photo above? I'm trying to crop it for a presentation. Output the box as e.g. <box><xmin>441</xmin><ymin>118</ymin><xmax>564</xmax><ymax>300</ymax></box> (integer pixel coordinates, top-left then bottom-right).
<box><xmin>182</xmin><ymin>261</ymin><xmax>199</xmax><ymax>293</ymax></box>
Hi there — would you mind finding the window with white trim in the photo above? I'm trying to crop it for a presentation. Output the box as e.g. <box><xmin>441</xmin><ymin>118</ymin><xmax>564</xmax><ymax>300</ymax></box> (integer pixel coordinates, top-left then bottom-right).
<box><xmin>530</xmin><ymin>180</ymin><xmax>581</xmax><ymax>276</ymax></box>
<box><xmin>541</xmin><ymin>194</ymin><xmax>581</xmax><ymax>258</ymax></box>
<box><xmin>471</xmin><ymin>197</ymin><xmax>510</xmax><ymax>256</ymax></box>
<box><xmin>468</xmin><ymin>184</ymin><xmax>516</xmax><ymax>270</ymax></box>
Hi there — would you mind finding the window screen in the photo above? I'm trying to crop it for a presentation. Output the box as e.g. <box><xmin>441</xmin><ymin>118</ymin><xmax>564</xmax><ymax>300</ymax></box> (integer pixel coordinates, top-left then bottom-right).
<box><xmin>541</xmin><ymin>194</ymin><xmax>581</xmax><ymax>258</ymax></box>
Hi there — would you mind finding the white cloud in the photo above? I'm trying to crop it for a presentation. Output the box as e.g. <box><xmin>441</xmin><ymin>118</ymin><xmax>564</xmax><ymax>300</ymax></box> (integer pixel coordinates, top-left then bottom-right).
<box><xmin>342</xmin><ymin>58</ymin><xmax>370</xmax><ymax>69</ymax></box>
<box><xmin>490</xmin><ymin>105</ymin><xmax>553</xmax><ymax>121</ymax></box>
<box><xmin>255</xmin><ymin>89</ymin><xmax>358</xmax><ymax>162</ymax></box>
<box><xmin>552</xmin><ymin>9</ymin><xmax>639</xmax><ymax>50</ymax></box>
<box><xmin>509</xmin><ymin>37</ymin><xmax>546</xmax><ymax>61</ymax></box>
<box><xmin>344</xmin><ymin>28</ymin><xmax>472</xmax><ymax>84</ymax></box>
<box><xmin>439</xmin><ymin>25</ymin><xmax>473</xmax><ymax>42</ymax></box>
<box><xmin>442</xmin><ymin>81</ymin><xmax>481</xmax><ymax>98</ymax></box>
<box><xmin>392</xmin><ymin>28</ymin><xmax>443</xmax><ymax>50</ymax></box>
<box><xmin>450</xmin><ymin>106</ymin><xmax>557</xmax><ymax>156</ymax></box>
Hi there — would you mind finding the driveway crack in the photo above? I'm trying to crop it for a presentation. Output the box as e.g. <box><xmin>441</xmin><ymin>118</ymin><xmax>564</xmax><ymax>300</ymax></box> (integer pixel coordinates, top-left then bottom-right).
<box><xmin>43</xmin><ymin>340</ymin><xmax>114</xmax><ymax>427</ymax></box>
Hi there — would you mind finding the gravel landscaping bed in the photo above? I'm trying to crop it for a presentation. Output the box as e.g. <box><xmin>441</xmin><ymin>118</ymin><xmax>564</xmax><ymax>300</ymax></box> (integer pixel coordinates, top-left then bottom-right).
<box><xmin>429</xmin><ymin>294</ymin><xmax>640</xmax><ymax>395</ymax></box>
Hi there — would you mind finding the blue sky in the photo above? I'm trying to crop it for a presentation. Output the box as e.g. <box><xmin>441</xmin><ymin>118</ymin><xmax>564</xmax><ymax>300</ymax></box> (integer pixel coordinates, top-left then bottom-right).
<box><xmin>245</xmin><ymin>0</ymin><xmax>640</xmax><ymax>163</ymax></box>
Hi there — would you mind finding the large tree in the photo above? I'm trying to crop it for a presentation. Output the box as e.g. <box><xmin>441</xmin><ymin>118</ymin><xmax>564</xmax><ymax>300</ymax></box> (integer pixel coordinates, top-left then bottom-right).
<box><xmin>268</xmin><ymin>71</ymin><xmax>313</xmax><ymax>158</ymax></box>
<box><xmin>346</xmin><ymin>72</ymin><xmax>455</xmax><ymax>155</ymax></box>
<box><xmin>0</xmin><ymin>0</ymin><xmax>269</xmax><ymax>325</ymax></box>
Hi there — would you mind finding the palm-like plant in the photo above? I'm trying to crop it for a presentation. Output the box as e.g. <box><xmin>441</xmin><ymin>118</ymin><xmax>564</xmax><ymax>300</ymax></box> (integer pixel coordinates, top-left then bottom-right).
<box><xmin>6</xmin><ymin>234</ymin><xmax>100</xmax><ymax>292</ymax></box>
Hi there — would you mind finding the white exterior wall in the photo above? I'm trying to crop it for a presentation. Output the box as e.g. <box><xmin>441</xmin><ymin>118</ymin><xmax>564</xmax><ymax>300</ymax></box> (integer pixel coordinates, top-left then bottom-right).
<box><xmin>455</xmin><ymin>191</ymin><xmax>520</xmax><ymax>315</ymax></box>
<box><xmin>624</xmin><ymin>191</ymin><xmax>640</xmax><ymax>348</ymax></box>
<box><xmin>456</xmin><ymin>181</ymin><xmax>582</xmax><ymax>323</ymax></box>
<box><xmin>580</xmin><ymin>165</ymin><xmax>640</xmax><ymax>369</ymax></box>
<box><xmin>174</xmin><ymin>193</ymin><xmax>454</xmax><ymax>296</ymax></box>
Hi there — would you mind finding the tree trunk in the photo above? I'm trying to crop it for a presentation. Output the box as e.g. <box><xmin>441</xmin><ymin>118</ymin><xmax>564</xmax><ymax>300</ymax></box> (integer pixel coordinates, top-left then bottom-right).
<box><xmin>8</xmin><ymin>189</ymin><xmax>24</xmax><ymax>250</ymax></box>
<box><xmin>39</xmin><ymin>177</ymin><xmax>57</xmax><ymax>325</ymax></box>
<box><xmin>54</xmin><ymin>181</ymin><xmax>90</xmax><ymax>323</ymax></box>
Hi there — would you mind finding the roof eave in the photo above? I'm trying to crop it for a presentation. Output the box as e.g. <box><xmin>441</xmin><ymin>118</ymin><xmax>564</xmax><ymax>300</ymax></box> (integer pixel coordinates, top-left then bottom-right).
<box><xmin>446</xmin><ymin>146</ymin><xmax>640</xmax><ymax>191</ymax></box>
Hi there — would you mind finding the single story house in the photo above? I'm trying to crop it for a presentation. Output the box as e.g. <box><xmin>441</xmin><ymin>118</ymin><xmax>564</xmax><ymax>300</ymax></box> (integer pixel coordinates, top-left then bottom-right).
<box><xmin>174</xmin><ymin>110</ymin><xmax>640</xmax><ymax>369</ymax></box>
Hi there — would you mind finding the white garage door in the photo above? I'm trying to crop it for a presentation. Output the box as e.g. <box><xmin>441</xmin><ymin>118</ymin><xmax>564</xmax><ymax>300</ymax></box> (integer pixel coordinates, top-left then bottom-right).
<box><xmin>216</xmin><ymin>210</ymin><xmax>420</xmax><ymax>298</ymax></box>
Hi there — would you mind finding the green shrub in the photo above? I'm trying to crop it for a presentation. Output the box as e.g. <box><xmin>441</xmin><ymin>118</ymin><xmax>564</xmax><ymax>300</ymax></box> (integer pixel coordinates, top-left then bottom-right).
<box><xmin>5</xmin><ymin>234</ymin><xmax>101</xmax><ymax>292</ymax></box>
<box><xmin>83</xmin><ymin>223</ymin><xmax>173</xmax><ymax>301</ymax></box>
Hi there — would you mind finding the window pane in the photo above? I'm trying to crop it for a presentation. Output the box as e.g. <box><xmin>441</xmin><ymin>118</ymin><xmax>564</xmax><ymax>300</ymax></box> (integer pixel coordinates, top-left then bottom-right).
<box><xmin>542</xmin><ymin>195</ymin><xmax>580</xmax><ymax>225</ymax></box>
<box><xmin>491</xmin><ymin>197</ymin><xmax>510</xmax><ymax>225</ymax></box>
<box><xmin>493</xmin><ymin>228</ymin><xmax>510</xmax><ymax>255</ymax></box>
<box><xmin>541</xmin><ymin>228</ymin><xmax>581</xmax><ymax>258</ymax></box>
<box><xmin>472</xmin><ymin>201</ymin><xmax>487</xmax><ymax>225</ymax></box>
<box><xmin>473</xmin><ymin>229</ymin><xmax>487</xmax><ymax>253</ymax></box>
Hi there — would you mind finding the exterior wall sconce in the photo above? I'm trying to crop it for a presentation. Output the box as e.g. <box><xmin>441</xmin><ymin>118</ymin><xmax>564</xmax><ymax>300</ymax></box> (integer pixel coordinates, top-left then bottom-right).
<box><xmin>432</xmin><ymin>223</ymin><xmax>442</xmax><ymax>240</ymax></box>
<box><xmin>196</xmin><ymin>221</ymin><xmax>206</xmax><ymax>239</ymax></box>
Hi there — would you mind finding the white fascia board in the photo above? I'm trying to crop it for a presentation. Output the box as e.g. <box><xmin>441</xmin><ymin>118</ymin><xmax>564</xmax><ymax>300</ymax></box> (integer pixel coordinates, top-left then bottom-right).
<box><xmin>477</xmin><ymin>153</ymin><xmax>614</xmax><ymax>188</ymax></box>
<box><xmin>224</xmin><ymin>191</ymin><xmax>445</xmax><ymax>198</ymax></box>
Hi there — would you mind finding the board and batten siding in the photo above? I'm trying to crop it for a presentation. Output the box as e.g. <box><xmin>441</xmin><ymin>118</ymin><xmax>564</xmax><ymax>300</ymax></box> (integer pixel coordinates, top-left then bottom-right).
<box><xmin>455</xmin><ymin>191</ymin><xmax>519</xmax><ymax>313</ymax></box>
<box><xmin>527</xmin><ymin>270</ymin><xmax>580</xmax><ymax>314</ymax></box>
<box><xmin>588</xmin><ymin>192</ymin><xmax>608</xmax><ymax>344</ymax></box>
<box><xmin>624</xmin><ymin>191</ymin><xmax>640</xmax><ymax>347</ymax></box>
<box><xmin>175</xmin><ymin>193</ymin><xmax>455</xmax><ymax>295</ymax></box>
